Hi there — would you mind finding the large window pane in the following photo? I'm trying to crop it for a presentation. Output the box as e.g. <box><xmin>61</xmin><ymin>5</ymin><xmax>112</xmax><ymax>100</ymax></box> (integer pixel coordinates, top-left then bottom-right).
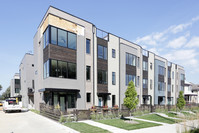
<box><xmin>68</xmin><ymin>63</ymin><xmax>76</xmax><ymax>79</ymax></box>
<box><xmin>98</xmin><ymin>70</ymin><xmax>103</xmax><ymax>84</ymax></box>
<box><xmin>132</xmin><ymin>55</ymin><xmax>136</xmax><ymax>66</ymax></box>
<box><xmin>46</xmin><ymin>60</ymin><xmax>49</xmax><ymax>77</ymax></box>
<box><xmin>98</xmin><ymin>45</ymin><xmax>103</xmax><ymax>59</ymax></box>
<box><xmin>68</xmin><ymin>94</ymin><xmax>76</xmax><ymax>108</ymax></box>
<box><xmin>112</xmin><ymin>72</ymin><xmax>116</xmax><ymax>85</ymax></box>
<box><xmin>46</xmin><ymin>27</ymin><xmax>49</xmax><ymax>47</ymax></box>
<box><xmin>126</xmin><ymin>53</ymin><xmax>128</xmax><ymax>64</ymax></box>
<box><xmin>51</xmin><ymin>27</ymin><xmax>57</xmax><ymax>45</ymax></box>
<box><xmin>58</xmin><ymin>29</ymin><xmax>67</xmax><ymax>47</ymax></box>
<box><xmin>104</xmin><ymin>47</ymin><xmax>107</xmax><ymax>59</ymax></box>
<box><xmin>126</xmin><ymin>74</ymin><xmax>128</xmax><ymax>85</ymax></box>
<box><xmin>44</xmin><ymin>62</ymin><xmax>47</xmax><ymax>78</ymax></box>
<box><xmin>86</xmin><ymin>66</ymin><xmax>90</xmax><ymax>80</ymax></box>
<box><xmin>68</xmin><ymin>32</ymin><xmax>77</xmax><ymax>50</ymax></box>
<box><xmin>57</xmin><ymin>61</ymin><xmax>67</xmax><ymax>78</ymax></box>
<box><xmin>51</xmin><ymin>60</ymin><xmax>57</xmax><ymax>77</ymax></box>
<box><xmin>98</xmin><ymin>70</ymin><xmax>107</xmax><ymax>84</ymax></box>
<box><xmin>86</xmin><ymin>39</ymin><xmax>90</xmax><ymax>54</ymax></box>
<box><xmin>129</xmin><ymin>54</ymin><xmax>133</xmax><ymax>65</ymax></box>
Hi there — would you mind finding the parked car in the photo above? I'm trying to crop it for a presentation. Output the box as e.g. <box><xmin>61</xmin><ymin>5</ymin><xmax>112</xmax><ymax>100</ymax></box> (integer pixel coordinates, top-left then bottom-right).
<box><xmin>3</xmin><ymin>98</ymin><xmax>22</xmax><ymax>113</ymax></box>
<box><xmin>0</xmin><ymin>101</ymin><xmax>3</xmax><ymax>106</ymax></box>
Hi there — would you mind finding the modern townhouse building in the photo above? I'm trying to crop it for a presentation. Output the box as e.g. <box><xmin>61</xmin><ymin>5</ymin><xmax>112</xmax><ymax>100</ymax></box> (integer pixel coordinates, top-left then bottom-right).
<box><xmin>10</xmin><ymin>73</ymin><xmax>20</xmax><ymax>97</ymax></box>
<box><xmin>33</xmin><ymin>6</ymin><xmax>185</xmax><ymax>111</ymax></box>
<box><xmin>19</xmin><ymin>53</ymin><xmax>35</xmax><ymax>108</ymax></box>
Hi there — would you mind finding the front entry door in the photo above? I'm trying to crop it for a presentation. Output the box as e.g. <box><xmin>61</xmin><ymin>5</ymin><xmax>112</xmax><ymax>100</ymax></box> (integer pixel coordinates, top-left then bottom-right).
<box><xmin>98</xmin><ymin>97</ymin><xmax>102</xmax><ymax>107</ymax></box>
<box><xmin>60</xmin><ymin>96</ymin><xmax>66</xmax><ymax>112</ymax></box>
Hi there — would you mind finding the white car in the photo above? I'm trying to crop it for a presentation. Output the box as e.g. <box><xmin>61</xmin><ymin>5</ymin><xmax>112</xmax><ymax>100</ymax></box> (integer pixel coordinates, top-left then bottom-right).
<box><xmin>3</xmin><ymin>98</ymin><xmax>22</xmax><ymax>113</ymax></box>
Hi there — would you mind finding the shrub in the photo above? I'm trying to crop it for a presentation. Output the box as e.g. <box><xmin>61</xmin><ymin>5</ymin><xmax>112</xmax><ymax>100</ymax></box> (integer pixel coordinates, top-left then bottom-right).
<box><xmin>59</xmin><ymin>115</ymin><xmax>66</xmax><ymax>123</ymax></box>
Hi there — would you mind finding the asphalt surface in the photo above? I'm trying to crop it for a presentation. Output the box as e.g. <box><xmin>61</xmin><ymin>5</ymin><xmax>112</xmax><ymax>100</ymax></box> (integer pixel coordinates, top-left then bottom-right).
<box><xmin>0</xmin><ymin>108</ymin><xmax>78</xmax><ymax>133</ymax></box>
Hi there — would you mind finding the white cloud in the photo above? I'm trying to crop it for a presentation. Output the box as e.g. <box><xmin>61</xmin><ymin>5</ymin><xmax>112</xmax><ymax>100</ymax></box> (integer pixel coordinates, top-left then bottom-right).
<box><xmin>169</xmin><ymin>23</ymin><xmax>191</xmax><ymax>34</ymax></box>
<box><xmin>167</xmin><ymin>36</ymin><xmax>187</xmax><ymax>48</ymax></box>
<box><xmin>163</xmin><ymin>49</ymin><xmax>198</xmax><ymax>67</ymax></box>
<box><xmin>185</xmin><ymin>36</ymin><xmax>199</xmax><ymax>48</ymax></box>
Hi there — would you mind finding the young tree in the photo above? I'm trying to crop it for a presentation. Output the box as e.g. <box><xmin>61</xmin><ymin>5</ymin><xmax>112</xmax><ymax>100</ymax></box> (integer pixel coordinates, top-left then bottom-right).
<box><xmin>123</xmin><ymin>80</ymin><xmax>139</xmax><ymax>120</ymax></box>
<box><xmin>177</xmin><ymin>91</ymin><xmax>185</xmax><ymax>111</ymax></box>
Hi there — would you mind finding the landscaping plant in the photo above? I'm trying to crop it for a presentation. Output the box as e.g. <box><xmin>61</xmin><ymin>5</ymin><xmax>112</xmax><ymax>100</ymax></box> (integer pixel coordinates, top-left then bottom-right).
<box><xmin>177</xmin><ymin>91</ymin><xmax>186</xmax><ymax>111</ymax></box>
<box><xmin>123</xmin><ymin>80</ymin><xmax>139</xmax><ymax>120</ymax></box>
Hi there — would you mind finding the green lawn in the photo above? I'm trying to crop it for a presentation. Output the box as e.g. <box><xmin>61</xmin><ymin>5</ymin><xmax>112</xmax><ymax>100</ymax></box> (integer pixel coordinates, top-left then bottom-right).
<box><xmin>64</xmin><ymin>122</ymin><xmax>110</xmax><ymax>133</ymax></box>
<box><xmin>138</xmin><ymin>114</ymin><xmax>180</xmax><ymax>124</ymax></box>
<box><xmin>166</xmin><ymin>112</ymin><xmax>179</xmax><ymax>118</ymax></box>
<box><xmin>96</xmin><ymin>119</ymin><xmax>161</xmax><ymax>130</ymax></box>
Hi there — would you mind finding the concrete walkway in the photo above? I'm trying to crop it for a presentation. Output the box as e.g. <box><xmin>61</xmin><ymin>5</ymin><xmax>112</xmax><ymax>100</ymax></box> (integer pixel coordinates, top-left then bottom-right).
<box><xmin>126</xmin><ymin>116</ymin><xmax>168</xmax><ymax>125</ymax></box>
<box><xmin>81</xmin><ymin>120</ymin><xmax>129</xmax><ymax>133</ymax></box>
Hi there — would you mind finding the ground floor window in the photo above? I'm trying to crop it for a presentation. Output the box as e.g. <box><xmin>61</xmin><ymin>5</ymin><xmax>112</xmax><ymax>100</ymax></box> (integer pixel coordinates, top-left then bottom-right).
<box><xmin>67</xmin><ymin>93</ymin><xmax>76</xmax><ymax>108</ymax></box>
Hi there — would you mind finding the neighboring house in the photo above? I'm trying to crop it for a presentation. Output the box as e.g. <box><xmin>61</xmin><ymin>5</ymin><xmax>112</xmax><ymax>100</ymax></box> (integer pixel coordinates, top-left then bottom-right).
<box><xmin>32</xmin><ymin>6</ymin><xmax>185</xmax><ymax>112</ymax></box>
<box><xmin>19</xmin><ymin>53</ymin><xmax>35</xmax><ymax>108</ymax></box>
<box><xmin>184</xmin><ymin>81</ymin><xmax>198</xmax><ymax>103</ymax></box>
<box><xmin>190</xmin><ymin>83</ymin><xmax>199</xmax><ymax>103</ymax></box>
<box><xmin>10</xmin><ymin>73</ymin><xmax>20</xmax><ymax>97</ymax></box>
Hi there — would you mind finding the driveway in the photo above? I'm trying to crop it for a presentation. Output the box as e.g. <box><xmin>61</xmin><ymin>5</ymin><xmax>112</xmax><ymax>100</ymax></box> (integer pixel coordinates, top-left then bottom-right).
<box><xmin>0</xmin><ymin>109</ymin><xmax>78</xmax><ymax>133</ymax></box>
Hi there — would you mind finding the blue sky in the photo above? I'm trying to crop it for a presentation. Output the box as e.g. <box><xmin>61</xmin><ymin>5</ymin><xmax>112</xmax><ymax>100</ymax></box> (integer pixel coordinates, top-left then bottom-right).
<box><xmin>0</xmin><ymin>0</ymin><xmax>199</xmax><ymax>93</ymax></box>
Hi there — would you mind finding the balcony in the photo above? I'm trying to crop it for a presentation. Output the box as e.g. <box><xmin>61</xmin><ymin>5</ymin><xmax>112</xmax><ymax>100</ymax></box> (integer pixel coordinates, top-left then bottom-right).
<box><xmin>96</xmin><ymin>28</ymin><xmax>109</xmax><ymax>41</ymax></box>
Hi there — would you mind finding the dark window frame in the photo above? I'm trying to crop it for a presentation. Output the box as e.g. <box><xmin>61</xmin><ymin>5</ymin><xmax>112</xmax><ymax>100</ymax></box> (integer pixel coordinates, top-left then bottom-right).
<box><xmin>86</xmin><ymin>38</ymin><xmax>91</xmax><ymax>54</ymax></box>
<box><xmin>44</xmin><ymin>25</ymin><xmax>77</xmax><ymax>51</ymax></box>
<box><xmin>112</xmin><ymin>49</ymin><xmax>116</xmax><ymax>58</ymax></box>
<box><xmin>86</xmin><ymin>66</ymin><xmax>91</xmax><ymax>81</ymax></box>
<box><xmin>97</xmin><ymin>45</ymin><xmax>107</xmax><ymax>60</ymax></box>
<box><xmin>86</xmin><ymin>93</ymin><xmax>91</xmax><ymax>102</ymax></box>
<box><xmin>112</xmin><ymin>72</ymin><xmax>116</xmax><ymax>85</ymax></box>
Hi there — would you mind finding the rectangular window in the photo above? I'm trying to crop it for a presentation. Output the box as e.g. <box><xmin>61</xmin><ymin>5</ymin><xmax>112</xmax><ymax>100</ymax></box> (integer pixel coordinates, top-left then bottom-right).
<box><xmin>44</xmin><ymin>62</ymin><xmax>47</xmax><ymax>79</ymax></box>
<box><xmin>98</xmin><ymin>70</ymin><xmax>107</xmax><ymax>84</ymax></box>
<box><xmin>68</xmin><ymin>32</ymin><xmax>77</xmax><ymax>50</ymax></box>
<box><xmin>172</xmin><ymin>85</ymin><xmax>174</xmax><ymax>92</ymax></box>
<box><xmin>43</xmin><ymin>27</ymin><xmax>49</xmax><ymax>49</ymax></box>
<box><xmin>143</xmin><ymin>79</ymin><xmax>148</xmax><ymax>89</ymax></box>
<box><xmin>103</xmin><ymin>47</ymin><xmax>107</xmax><ymax>59</ymax></box>
<box><xmin>46</xmin><ymin>60</ymin><xmax>49</xmax><ymax>77</ymax></box>
<box><xmin>87</xmin><ymin>93</ymin><xmax>91</xmax><ymax>102</ymax></box>
<box><xmin>112</xmin><ymin>95</ymin><xmax>115</xmax><ymax>107</ymax></box>
<box><xmin>168</xmin><ymin>70</ymin><xmax>171</xmax><ymax>78</ymax></box>
<box><xmin>137</xmin><ymin>57</ymin><xmax>140</xmax><ymax>68</ymax></box>
<box><xmin>143</xmin><ymin>61</ymin><xmax>148</xmax><ymax>71</ymax></box>
<box><xmin>150</xmin><ymin>79</ymin><xmax>152</xmax><ymax>90</ymax></box>
<box><xmin>68</xmin><ymin>63</ymin><xmax>76</xmax><ymax>79</ymax></box>
<box><xmin>97</xmin><ymin>45</ymin><xmax>107</xmax><ymax>60</ymax></box>
<box><xmin>158</xmin><ymin>66</ymin><xmax>165</xmax><ymax>76</ymax></box>
<box><xmin>67</xmin><ymin>94</ymin><xmax>76</xmax><ymax>108</ymax></box>
<box><xmin>129</xmin><ymin>54</ymin><xmax>133</xmax><ymax>65</ymax></box>
<box><xmin>137</xmin><ymin>76</ymin><xmax>140</xmax><ymax>87</ymax></box>
<box><xmin>180</xmin><ymin>74</ymin><xmax>185</xmax><ymax>81</ymax></box>
<box><xmin>15</xmin><ymin>79</ymin><xmax>20</xmax><ymax>84</ymax></box>
<box><xmin>98</xmin><ymin>45</ymin><xmax>103</xmax><ymax>59</ymax></box>
<box><xmin>58</xmin><ymin>29</ymin><xmax>67</xmax><ymax>47</ymax></box>
<box><xmin>168</xmin><ymin>84</ymin><xmax>171</xmax><ymax>92</ymax></box>
<box><xmin>57</xmin><ymin>61</ymin><xmax>67</xmax><ymax>78</ymax></box>
<box><xmin>112</xmin><ymin>49</ymin><xmax>115</xmax><ymax>58</ymax></box>
<box><xmin>51</xmin><ymin>26</ymin><xmax>57</xmax><ymax>45</ymax></box>
<box><xmin>15</xmin><ymin>88</ymin><xmax>20</xmax><ymax>93</ymax></box>
<box><xmin>50</xmin><ymin>59</ymin><xmax>57</xmax><ymax>77</ymax></box>
<box><xmin>126</xmin><ymin>53</ymin><xmax>128</xmax><ymax>64</ymax></box>
<box><xmin>126</xmin><ymin>53</ymin><xmax>136</xmax><ymax>66</ymax></box>
<box><xmin>126</xmin><ymin>74</ymin><xmax>136</xmax><ymax>86</ymax></box>
<box><xmin>112</xmin><ymin>72</ymin><xmax>116</xmax><ymax>85</ymax></box>
<box><xmin>158</xmin><ymin>82</ymin><xmax>165</xmax><ymax>91</ymax></box>
<box><xmin>86</xmin><ymin>66</ymin><xmax>91</xmax><ymax>80</ymax></box>
<box><xmin>86</xmin><ymin>39</ymin><xmax>90</xmax><ymax>54</ymax></box>
<box><xmin>172</xmin><ymin>72</ymin><xmax>174</xmax><ymax>79</ymax></box>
